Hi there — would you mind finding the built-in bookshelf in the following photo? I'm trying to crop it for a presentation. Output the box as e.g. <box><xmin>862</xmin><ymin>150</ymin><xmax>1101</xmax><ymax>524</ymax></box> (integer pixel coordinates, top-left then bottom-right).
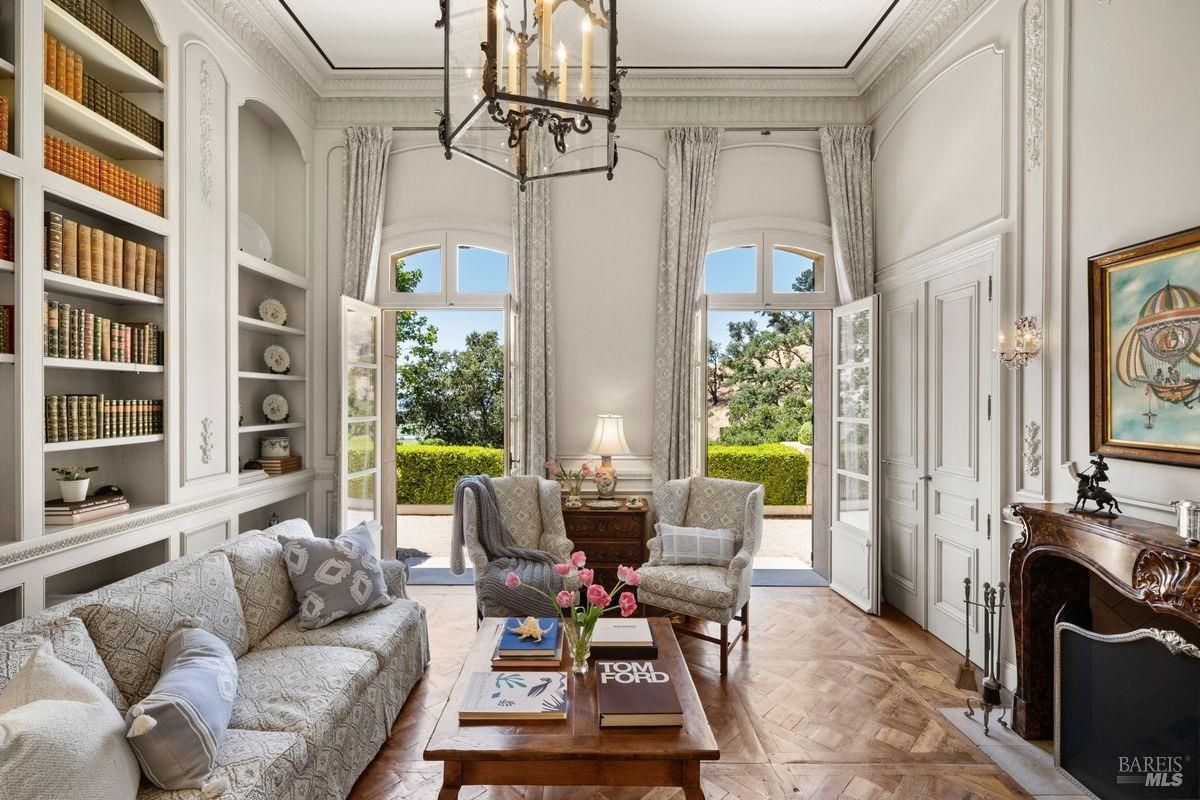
<box><xmin>0</xmin><ymin>173</ymin><xmax>17</xmax><ymax>545</ymax></box>
<box><xmin>236</xmin><ymin>99</ymin><xmax>308</xmax><ymax>485</ymax></box>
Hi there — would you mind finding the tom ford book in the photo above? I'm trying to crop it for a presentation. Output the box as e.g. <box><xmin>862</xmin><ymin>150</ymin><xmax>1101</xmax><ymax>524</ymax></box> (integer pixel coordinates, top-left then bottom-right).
<box><xmin>596</xmin><ymin>661</ymin><xmax>683</xmax><ymax>727</ymax></box>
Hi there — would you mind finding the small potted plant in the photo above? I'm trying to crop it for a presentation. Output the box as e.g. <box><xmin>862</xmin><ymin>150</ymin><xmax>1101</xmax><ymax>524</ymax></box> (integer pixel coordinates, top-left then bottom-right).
<box><xmin>545</xmin><ymin>460</ymin><xmax>592</xmax><ymax>507</ymax></box>
<box><xmin>51</xmin><ymin>465</ymin><xmax>98</xmax><ymax>502</ymax></box>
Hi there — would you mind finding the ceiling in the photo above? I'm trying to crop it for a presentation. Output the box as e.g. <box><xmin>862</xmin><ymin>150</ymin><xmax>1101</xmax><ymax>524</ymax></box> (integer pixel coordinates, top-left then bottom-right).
<box><xmin>277</xmin><ymin>0</ymin><xmax>908</xmax><ymax>71</ymax></box>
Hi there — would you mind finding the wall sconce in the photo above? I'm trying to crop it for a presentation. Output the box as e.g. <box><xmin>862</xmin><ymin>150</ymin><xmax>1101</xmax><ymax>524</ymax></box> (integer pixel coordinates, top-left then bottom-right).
<box><xmin>996</xmin><ymin>315</ymin><xmax>1042</xmax><ymax>370</ymax></box>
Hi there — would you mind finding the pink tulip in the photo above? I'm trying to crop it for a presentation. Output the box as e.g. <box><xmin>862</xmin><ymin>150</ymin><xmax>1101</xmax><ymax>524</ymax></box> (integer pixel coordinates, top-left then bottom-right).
<box><xmin>586</xmin><ymin>584</ymin><xmax>611</xmax><ymax>608</ymax></box>
<box><xmin>570</xmin><ymin>551</ymin><xmax>587</xmax><ymax>568</ymax></box>
<box><xmin>581</xmin><ymin>463</ymin><xmax>592</xmax><ymax>474</ymax></box>
<box><xmin>624</xmin><ymin>569</ymin><xmax>641</xmax><ymax>587</ymax></box>
<box><xmin>504</xmin><ymin>571</ymin><xmax>521</xmax><ymax>589</ymax></box>
<box><xmin>578</xmin><ymin>568</ymin><xmax>594</xmax><ymax>587</ymax></box>
<box><xmin>556</xmin><ymin>590</ymin><xmax>573</xmax><ymax>608</ymax></box>
<box><xmin>553</xmin><ymin>563</ymin><xmax>570</xmax><ymax>576</ymax></box>
<box><xmin>618</xmin><ymin>591</ymin><xmax>637</xmax><ymax>617</ymax></box>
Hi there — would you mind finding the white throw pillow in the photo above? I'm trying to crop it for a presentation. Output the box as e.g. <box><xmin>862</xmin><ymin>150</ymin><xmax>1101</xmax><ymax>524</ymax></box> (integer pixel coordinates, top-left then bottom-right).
<box><xmin>656</xmin><ymin>523</ymin><xmax>739</xmax><ymax>567</ymax></box>
<box><xmin>0</xmin><ymin>642</ymin><xmax>139</xmax><ymax>800</ymax></box>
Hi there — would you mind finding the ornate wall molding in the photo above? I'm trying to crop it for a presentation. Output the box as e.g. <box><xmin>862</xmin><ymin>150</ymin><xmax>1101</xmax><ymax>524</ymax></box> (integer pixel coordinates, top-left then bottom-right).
<box><xmin>1023</xmin><ymin>421</ymin><xmax>1042</xmax><ymax>477</ymax></box>
<box><xmin>1023</xmin><ymin>0</ymin><xmax>1046</xmax><ymax>171</ymax></box>
<box><xmin>1134</xmin><ymin>550</ymin><xmax>1200</xmax><ymax>615</ymax></box>
<box><xmin>198</xmin><ymin>62</ymin><xmax>214</xmax><ymax>203</ymax></box>
<box><xmin>200</xmin><ymin>416</ymin><xmax>215</xmax><ymax>464</ymax></box>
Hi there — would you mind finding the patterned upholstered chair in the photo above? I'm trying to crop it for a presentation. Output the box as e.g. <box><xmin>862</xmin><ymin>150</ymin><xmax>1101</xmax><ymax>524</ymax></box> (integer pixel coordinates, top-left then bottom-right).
<box><xmin>459</xmin><ymin>475</ymin><xmax>579</xmax><ymax>618</ymax></box>
<box><xmin>638</xmin><ymin>476</ymin><xmax>764</xmax><ymax>676</ymax></box>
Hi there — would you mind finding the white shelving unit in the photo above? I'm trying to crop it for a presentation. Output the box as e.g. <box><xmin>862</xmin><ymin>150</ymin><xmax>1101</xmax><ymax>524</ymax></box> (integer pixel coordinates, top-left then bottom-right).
<box><xmin>238</xmin><ymin>251</ymin><xmax>308</xmax><ymax>290</ymax></box>
<box><xmin>43</xmin><ymin>86</ymin><xmax>163</xmax><ymax>160</ymax></box>
<box><xmin>239</xmin><ymin>421</ymin><xmax>306</xmax><ymax>434</ymax></box>
<box><xmin>42</xmin><ymin>271</ymin><xmax>163</xmax><ymax>304</ymax></box>
<box><xmin>44</xmin><ymin>357</ymin><xmax>163</xmax><ymax>373</ymax></box>
<box><xmin>239</xmin><ymin>370</ymin><xmax>305</xmax><ymax>382</ymax></box>
<box><xmin>44</xmin><ymin>433</ymin><xmax>163</xmax><ymax>452</ymax></box>
<box><xmin>42</xmin><ymin>0</ymin><xmax>162</xmax><ymax>92</ymax></box>
<box><xmin>237</xmin><ymin>315</ymin><xmax>305</xmax><ymax>337</ymax></box>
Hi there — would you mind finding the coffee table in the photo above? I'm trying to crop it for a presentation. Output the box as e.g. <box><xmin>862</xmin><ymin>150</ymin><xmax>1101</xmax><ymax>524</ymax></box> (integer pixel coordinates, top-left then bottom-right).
<box><xmin>424</xmin><ymin>617</ymin><xmax>720</xmax><ymax>799</ymax></box>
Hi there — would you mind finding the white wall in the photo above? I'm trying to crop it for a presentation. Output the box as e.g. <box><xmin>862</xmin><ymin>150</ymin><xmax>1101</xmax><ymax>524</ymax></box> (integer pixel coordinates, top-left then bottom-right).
<box><xmin>318</xmin><ymin>128</ymin><xmax>831</xmax><ymax>485</ymax></box>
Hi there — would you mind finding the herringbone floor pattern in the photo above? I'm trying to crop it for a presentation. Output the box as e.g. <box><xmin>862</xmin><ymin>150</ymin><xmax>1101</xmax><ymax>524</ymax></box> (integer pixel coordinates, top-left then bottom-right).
<box><xmin>349</xmin><ymin>587</ymin><xmax>1030</xmax><ymax>800</ymax></box>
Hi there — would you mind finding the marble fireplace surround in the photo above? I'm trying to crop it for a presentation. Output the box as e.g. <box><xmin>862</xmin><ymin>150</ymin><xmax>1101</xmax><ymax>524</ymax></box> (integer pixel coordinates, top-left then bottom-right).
<box><xmin>1008</xmin><ymin>503</ymin><xmax>1200</xmax><ymax>740</ymax></box>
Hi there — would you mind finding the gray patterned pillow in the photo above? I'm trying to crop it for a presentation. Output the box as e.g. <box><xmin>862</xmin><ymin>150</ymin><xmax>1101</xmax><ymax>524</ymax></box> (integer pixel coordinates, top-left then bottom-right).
<box><xmin>0</xmin><ymin>617</ymin><xmax>126</xmax><ymax>711</ymax></box>
<box><xmin>656</xmin><ymin>523</ymin><xmax>738</xmax><ymax>567</ymax></box>
<box><xmin>126</xmin><ymin>624</ymin><xmax>238</xmax><ymax>792</ymax></box>
<box><xmin>72</xmin><ymin>553</ymin><xmax>249</xmax><ymax>703</ymax></box>
<box><xmin>278</xmin><ymin>522</ymin><xmax>392</xmax><ymax>630</ymax></box>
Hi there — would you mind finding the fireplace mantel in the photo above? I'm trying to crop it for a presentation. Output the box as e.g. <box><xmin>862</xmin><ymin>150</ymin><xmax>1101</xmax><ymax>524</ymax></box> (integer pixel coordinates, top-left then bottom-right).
<box><xmin>1009</xmin><ymin>503</ymin><xmax>1199</xmax><ymax>739</ymax></box>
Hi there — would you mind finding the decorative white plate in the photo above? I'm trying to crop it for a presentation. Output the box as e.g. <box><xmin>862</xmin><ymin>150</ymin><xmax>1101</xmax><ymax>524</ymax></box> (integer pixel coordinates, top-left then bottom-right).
<box><xmin>263</xmin><ymin>344</ymin><xmax>291</xmax><ymax>374</ymax></box>
<box><xmin>262</xmin><ymin>393</ymin><xmax>289</xmax><ymax>422</ymax></box>
<box><xmin>586</xmin><ymin>500</ymin><xmax>621</xmax><ymax>509</ymax></box>
<box><xmin>239</xmin><ymin>212</ymin><xmax>273</xmax><ymax>261</ymax></box>
<box><xmin>258</xmin><ymin>298</ymin><xmax>288</xmax><ymax>326</ymax></box>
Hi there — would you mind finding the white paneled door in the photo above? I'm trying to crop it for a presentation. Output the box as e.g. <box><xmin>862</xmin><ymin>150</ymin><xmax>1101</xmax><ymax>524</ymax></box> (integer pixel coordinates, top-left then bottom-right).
<box><xmin>830</xmin><ymin>295</ymin><xmax>880</xmax><ymax>614</ymax></box>
<box><xmin>924</xmin><ymin>264</ymin><xmax>993</xmax><ymax>657</ymax></box>
<box><xmin>340</xmin><ymin>297</ymin><xmax>384</xmax><ymax>548</ymax></box>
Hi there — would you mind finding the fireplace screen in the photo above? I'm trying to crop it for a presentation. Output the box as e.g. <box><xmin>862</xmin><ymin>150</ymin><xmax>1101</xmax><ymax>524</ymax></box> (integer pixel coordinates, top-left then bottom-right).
<box><xmin>1056</xmin><ymin>617</ymin><xmax>1200</xmax><ymax>798</ymax></box>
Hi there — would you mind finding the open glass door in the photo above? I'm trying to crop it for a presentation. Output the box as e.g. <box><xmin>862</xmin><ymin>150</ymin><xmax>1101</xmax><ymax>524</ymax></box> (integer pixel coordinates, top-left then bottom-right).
<box><xmin>340</xmin><ymin>296</ymin><xmax>384</xmax><ymax>546</ymax></box>
<box><xmin>830</xmin><ymin>294</ymin><xmax>880</xmax><ymax>613</ymax></box>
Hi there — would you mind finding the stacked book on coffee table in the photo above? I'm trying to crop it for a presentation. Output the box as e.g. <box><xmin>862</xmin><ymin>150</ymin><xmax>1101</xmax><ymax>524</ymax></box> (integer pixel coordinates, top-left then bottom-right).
<box><xmin>597</xmin><ymin>660</ymin><xmax>684</xmax><ymax>727</ymax></box>
<box><xmin>45</xmin><ymin>491</ymin><xmax>129</xmax><ymax>526</ymax></box>
<box><xmin>459</xmin><ymin>670</ymin><xmax>569</xmax><ymax>721</ymax></box>
<box><xmin>491</xmin><ymin>617</ymin><xmax>562</xmax><ymax>669</ymax></box>
<box><xmin>591</xmin><ymin>618</ymin><xmax>658</xmax><ymax>660</ymax></box>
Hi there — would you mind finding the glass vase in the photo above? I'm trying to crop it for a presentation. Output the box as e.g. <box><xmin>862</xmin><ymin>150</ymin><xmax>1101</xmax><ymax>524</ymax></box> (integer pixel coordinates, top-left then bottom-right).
<box><xmin>563</xmin><ymin>623</ymin><xmax>592</xmax><ymax>675</ymax></box>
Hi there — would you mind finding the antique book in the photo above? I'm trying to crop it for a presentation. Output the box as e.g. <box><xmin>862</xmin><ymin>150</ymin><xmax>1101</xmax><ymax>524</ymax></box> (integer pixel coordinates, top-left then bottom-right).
<box><xmin>45</xmin><ymin>212</ymin><xmax>63</xmax><ymax>272</ymax></box>
<box><xmin>45</xmin><ymin>33</ymin><xmax>55</xmax><ymax>88</ymax></box>
<box><xmin>103</xmin><ymin>232</ymin><xmax>115</xmax><ymax>285</ymax></box>
<box><xmin>148</xmin><ymin>248</ymin><xmax>161</xmax><ymax>296</ymax></box>
<box><xmin>596</xmin><ymin>661</ymin><xmax>684</xmax><ymax>727</ymax></box>
<box><xmin>458</xmin><ymin>671</ymin><xmax>568</xmax><ymax>721</ymax></box>
<box><xmin>90</xmin><ymin>227</ymin><xmax>103</xmax><ymax>285</ymax></box>
<box><xmin>62</xmin><ymin>219</ymin><xmax>78</xmax><ymax>276</ymax></box>
<box><xmin>123</xmin><ymin>239</ymin><xmax>137</xmax><ymax>290</ymax></box>
<box><xmin>113</xmin><ymin>236</ymin><xmax>124</xmax><ymax>288</ymax></box>
<box><xmin>77</xmin><ymin>224</ymin><xmax>92</xmax><ymax>281</ymax></box>
<box><xmin>496</xmin><ymin>618</ymin><xmax>561</xmax><ymax>658</ymax></box>
<box><xmin>45</xmin><ymin>501</ymin><xmax>130</xmax><ymax>526</ymax></box>
<box><xmin>135</xmin><ymin>243</ymin><xmax>146</xmax><ymax>293</ymax></box>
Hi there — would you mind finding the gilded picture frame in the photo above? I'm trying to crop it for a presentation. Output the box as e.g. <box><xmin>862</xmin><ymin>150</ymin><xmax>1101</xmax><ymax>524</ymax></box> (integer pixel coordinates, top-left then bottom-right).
<box><xmin>1089</xmin><ymin>225</ymin><xmax>1200</xmax><ymax>468</ymax></box>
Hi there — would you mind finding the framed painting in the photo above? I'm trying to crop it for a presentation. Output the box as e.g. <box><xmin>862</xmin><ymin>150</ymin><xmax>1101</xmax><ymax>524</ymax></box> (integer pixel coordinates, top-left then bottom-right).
<box><xmin>1090</xmin><ymin>226</ymin><xmax>1200</xmax><ymax>467</ymax></box>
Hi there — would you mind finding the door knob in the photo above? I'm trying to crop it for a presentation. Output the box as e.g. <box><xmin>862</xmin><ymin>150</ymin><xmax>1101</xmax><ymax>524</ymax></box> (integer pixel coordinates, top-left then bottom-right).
<box><xmin>918</xmin><ymin>475</ymin><xmax>933</xmax><ymax>481</ymax></box>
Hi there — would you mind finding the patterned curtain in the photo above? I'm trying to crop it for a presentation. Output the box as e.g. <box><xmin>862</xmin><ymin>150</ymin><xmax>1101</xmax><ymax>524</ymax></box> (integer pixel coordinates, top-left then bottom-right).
<box><xmin>651</xmin><ymin>127</ymin><xmax>724</xmax><ymax>486</ymax></box>
<box><xmin>341</xmin><ymin>126</ymin><xmax>392</xmax><ymax>301</ymax></box>
<box><xmin>820</xmin><ymin>125</ymin><xmax>875</xmax><ymax>302</ymax></box>
<box><xmin>511</xmin><ymin>132</ymin><xmax>556</xmax><ymax>475</ymax></box>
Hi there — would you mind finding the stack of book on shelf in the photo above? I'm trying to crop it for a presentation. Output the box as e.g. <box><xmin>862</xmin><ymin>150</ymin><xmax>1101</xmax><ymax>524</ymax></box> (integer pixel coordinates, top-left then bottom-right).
<box><xmin>51</xmin><ymin>0</ymin><xmax>161</xmax><ymax>78</ymax></box>
<box><xmin>45</xmin><ymin>395</ymin><xmax>162</xmax><ymax>443</ymax></box>
<box><xmin>44</xmin><ymin>134</ymin><xmax>165</xmax><ymax>216</ymax></box>
<box><xmin>44</xmin><ymin>298</ymin><xmax>162</xmax><ymax>364</ymax></box>
<box><xmin>83</xmin><ymin>75</ymin><xmax>163</xmax><ymax>149</ymax></box>
<box><xmin>257</xmin><ymin>455</ymin><xmax>302</xmax><ymax>476</ymax></box>
<box><xmin>491</xmin><ymin>617</ymin><xmax>563</xmax><ymax>669</ymax></box>
<box><xmin>45</xmin><ymin>491</ymin><xmax>129</xmax><ymax>526</ymax></box>
<box><xmin>0</xmin><ymin>96</ymin><xmax>8</xmax><ymax>153</ymax></box>
<box><xmin>596</xmin><ymin>661</ymin><xmax>684</xmax><ymax>727</ymax></box>
<box><xmin>238</xmin><ymin>467</ymin><xmax>269</xmax><ymax>485</ymax></box>
<box><xmin>44</xmin><ymin>32</ymin><xmax>84</xmax><ymax>102</ymax></box>
<box><xmin>458</xmin><ymin>671</ymin><xmax>568</xmax><ymax>721</ymax></box>
<box><xmin>0</xmin><ymin>210</ymin><xmax>12</xmax><ymax>261</ymax></box>
<box><xmin>591</xmin><ymin>617</ymin><xmax>658</xmax><ymax>660</ymax></box>
<box><xmin>0</xmin><ymin>305</ymin><xmax>12</xmax><ymax>355</ymax></box>
<box><xmin>45</xmin><ymin>212</ymin><xmax>164</xmax><ymax>295</ymax></box>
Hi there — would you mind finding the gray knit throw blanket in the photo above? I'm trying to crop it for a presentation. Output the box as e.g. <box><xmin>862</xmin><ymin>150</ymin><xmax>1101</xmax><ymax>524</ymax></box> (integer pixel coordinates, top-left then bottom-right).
<box><xmin>451</xmin><ymin>475</ymin><xmax>563</xmax><ymax>616</ymax></box>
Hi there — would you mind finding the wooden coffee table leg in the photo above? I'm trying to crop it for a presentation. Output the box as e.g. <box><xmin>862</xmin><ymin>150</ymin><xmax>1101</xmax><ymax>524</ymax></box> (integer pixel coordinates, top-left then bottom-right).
<box><xmin>437</xmin><ymin>761</ymin><xmax>462</xmax><ymax>800</ymax></box>
<box><xmin>682</xmin><ymin>760</ymin><xmax>706</xmax><ymax>799</ymax></box>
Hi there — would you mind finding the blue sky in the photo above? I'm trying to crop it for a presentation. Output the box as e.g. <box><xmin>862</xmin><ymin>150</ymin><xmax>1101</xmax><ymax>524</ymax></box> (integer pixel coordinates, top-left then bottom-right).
<box><xmin>395</xmin><ymin>246</ymin><xmax>509</xmax><ymax>294</ymax></box>
<box><xmin>410</xmin><ymin>309</ymin><xmax>504</xmax><ymax>353</ymax></box>
<box><xmin>703</xmin><ymin>246</ymin><xmax>815</xmax><ymax>294</ymax></box>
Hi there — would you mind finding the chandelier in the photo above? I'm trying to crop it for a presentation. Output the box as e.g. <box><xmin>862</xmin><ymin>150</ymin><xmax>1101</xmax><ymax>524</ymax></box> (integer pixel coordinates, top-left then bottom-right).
<box><xmin>436</xmin><ymin>0</ymin><xmax>624</xmax><ymax>188</ymax></box>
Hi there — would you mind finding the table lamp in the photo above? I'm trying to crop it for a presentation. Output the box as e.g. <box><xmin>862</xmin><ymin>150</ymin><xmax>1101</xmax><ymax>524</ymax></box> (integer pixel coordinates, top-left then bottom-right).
<box><xmin>587</xmin><ymin>414</ymin><xmax>631</xmax><ymax>498</ymax></box>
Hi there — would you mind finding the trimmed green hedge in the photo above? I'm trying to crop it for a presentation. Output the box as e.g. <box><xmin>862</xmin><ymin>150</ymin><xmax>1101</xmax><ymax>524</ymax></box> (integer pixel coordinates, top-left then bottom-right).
<box><xmin>706</xmin><ymin>443</ymin><xmax>808</xmax><ymax>506</ymax></box>
<box><xmin>395</xmin><ymin>445</ymin><xmax>504</xmax><ymax>505</ymax></box>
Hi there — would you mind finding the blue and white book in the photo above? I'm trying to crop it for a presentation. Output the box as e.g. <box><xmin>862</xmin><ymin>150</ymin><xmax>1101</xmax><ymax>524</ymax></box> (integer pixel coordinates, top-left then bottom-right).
<box><xmin>458</xmin><ymin>671</ymin><xmax>569</xmax><ymax>721</ymax></box>
<box><xmin>497</xmin><ymin>617</ymin><xmax>561</xmax><ymax>657</ymax></box>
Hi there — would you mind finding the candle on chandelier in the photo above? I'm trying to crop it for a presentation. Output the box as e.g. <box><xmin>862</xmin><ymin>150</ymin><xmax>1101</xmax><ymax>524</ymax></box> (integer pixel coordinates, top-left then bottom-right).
<box><xmin>538</xmin><ymin>0</ymin><xmax>553</xmax><ymax>78</ymax></box>
<box><xmin>580</xmin><ymin>16</ymin><xmax>593</xmax><ymax>99</ymax></box>
<box><xmin>507</xmin><ymin>36</ymin><xmax>519</xmax><ymax>94</ymax></box>
<box><xmin>557</xmin><ymin>43</ymin><xmax>568</xmax><ymax>103</ymax></box>
<box><xmin>494</xmin><ymin>3</ymin><xmax>505</xmax><ymax>90</ymax></box>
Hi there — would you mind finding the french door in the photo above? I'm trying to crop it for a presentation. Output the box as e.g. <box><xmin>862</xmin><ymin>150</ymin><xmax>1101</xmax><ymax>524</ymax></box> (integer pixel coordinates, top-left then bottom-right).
<box><xmin>830</xmin><ymin>295</ymin><xmax>880</xmax><ymax>613</ymax></box>
<box><xmin>339</xmin><ymin>296</ymin><xmax>384</xmax><ymax>548</ymax></box>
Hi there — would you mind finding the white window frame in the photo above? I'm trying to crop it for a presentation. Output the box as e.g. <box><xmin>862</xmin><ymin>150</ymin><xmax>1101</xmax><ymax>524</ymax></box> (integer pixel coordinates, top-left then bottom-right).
<box><xmin>377</xmin><ymin>222</ymin><xmax>513</xmax><ymax>309</ymax></box>
<box><xmin>704</xmin><ymin>221</ymin><xmax>836</xmax><ymax>311</ymax></box>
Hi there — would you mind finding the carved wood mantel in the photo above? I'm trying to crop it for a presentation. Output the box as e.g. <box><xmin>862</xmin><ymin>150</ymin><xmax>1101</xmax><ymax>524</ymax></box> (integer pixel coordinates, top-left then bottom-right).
<box><xmin>1009</xmin><ymin>503</ymin><xmax>1200</xmax><ymax>740</ymax></box>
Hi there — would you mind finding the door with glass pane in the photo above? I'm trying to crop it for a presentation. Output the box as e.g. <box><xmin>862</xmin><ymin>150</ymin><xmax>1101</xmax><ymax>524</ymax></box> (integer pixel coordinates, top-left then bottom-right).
<box><xmin>340</xmin><ymin>296</ymin><xmax>383</xmax><ymax>543</ymax></box>
<box><xmin>830</xmin><ymin>295</ymin><xmax>880</xmax><ymax>613</ymax></box>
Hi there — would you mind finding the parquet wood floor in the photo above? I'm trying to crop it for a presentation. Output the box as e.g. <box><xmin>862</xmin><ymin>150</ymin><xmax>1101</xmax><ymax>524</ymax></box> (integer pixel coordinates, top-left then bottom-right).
<box><xmin>349</xmin><ymin>587</ymin><xmax>1031</xmax><ymax>800</ymax></box>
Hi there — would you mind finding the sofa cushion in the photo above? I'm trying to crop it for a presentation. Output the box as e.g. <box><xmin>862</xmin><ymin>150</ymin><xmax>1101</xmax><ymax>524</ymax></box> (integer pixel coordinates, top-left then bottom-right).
<box><xmin>229</xmin><ymin>645</ymin><xmax>377</xmax><ymax>750</ymax></box>
<box><xmin>219</xmin><ymin>532</ymin><xmax>299</xmax><ymax>646</ymax></box>
<box><xmin>277</xmin><ymin>523</ymin><xmax>392</xmax><ymax>630</ymax></box>
<box><xmin>255</xmin><ymin>598</ymin><xmax>426</xmax><ymax>667</ymax></box>
<box><xmin>635</xmin><ymin>564</ymin><xmax>735</xmax><ymax>608</ymax></box>
<box><xmin>0</xmin><ymin>616</ymin><xmax>125</xmax><ymax>711</ymax></box>
<box><xmin>73</xmin><ymin>552</ymin><xmax>250</xmax><ymax>703</ymax></box>
<box><xmin>136</xmin><ymin>729</ymin><xmax>307</xmax><ymax>800</ymax></box>
<box><xmin>0</xmin><ymin>642</ymin><xmax>141</xmax><ymax>800</ymax></box>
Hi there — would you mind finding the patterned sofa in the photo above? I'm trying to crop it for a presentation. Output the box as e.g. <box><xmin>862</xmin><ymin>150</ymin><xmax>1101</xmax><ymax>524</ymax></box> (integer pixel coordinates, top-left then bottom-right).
<box><xmin>0</xmin><ymin>518</ymin><xmax>430</xmax><ymax>800</ymax></box>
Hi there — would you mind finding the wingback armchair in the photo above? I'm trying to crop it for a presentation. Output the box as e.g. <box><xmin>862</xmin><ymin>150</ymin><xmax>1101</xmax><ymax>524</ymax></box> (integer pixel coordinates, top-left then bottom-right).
<box><xmin>638</xmin><ymin>476</ymin><xmax>764</xmax><ymax>676</ymax></box>
<box><xmin>458</xmin><ymin>475</ymin><xmax>579</xmax><ymax>618</ymax></box>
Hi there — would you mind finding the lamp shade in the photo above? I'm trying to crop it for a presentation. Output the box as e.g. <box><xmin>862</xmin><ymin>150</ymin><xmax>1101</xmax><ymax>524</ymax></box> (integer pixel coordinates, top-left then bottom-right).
<box><xmin>586</xmin><ymin>414</ymin><xmax>631</xmax><ymax>456</ymax></box>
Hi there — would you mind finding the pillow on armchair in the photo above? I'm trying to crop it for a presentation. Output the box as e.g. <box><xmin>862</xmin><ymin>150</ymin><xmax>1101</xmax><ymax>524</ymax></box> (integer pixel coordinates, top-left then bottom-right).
<box><xmin>278</xmin><ymin>522</ymin><xmax>392</xmax><ymax>630</ymax></box>
<box><xmin>655</xmin><ymin>522</ymin><xmax>738</xmax><ymax>567</ymax></box>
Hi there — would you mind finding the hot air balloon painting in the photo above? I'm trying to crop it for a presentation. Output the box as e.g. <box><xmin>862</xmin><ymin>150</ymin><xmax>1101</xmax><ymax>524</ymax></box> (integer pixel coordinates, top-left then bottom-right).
<box><xmin>1090</xmin><ymin>226</ymin><xmax>1200</xmax><ymax>468</ymax></box>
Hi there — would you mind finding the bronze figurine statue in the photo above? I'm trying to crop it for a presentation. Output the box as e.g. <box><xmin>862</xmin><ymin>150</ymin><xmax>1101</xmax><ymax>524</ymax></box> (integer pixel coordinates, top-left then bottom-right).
<box><xmin>1070</xmin><ymin>453</ymin><xmax>1122</xmax><ymax>518</ymax></box>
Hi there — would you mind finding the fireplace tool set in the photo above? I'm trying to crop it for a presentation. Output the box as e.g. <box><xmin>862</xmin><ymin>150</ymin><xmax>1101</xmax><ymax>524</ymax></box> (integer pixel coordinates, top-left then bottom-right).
<box><xmin>956</xmin><ymin>577</ymin><xmax>1008</xmax><ymax>734</ymax></box>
